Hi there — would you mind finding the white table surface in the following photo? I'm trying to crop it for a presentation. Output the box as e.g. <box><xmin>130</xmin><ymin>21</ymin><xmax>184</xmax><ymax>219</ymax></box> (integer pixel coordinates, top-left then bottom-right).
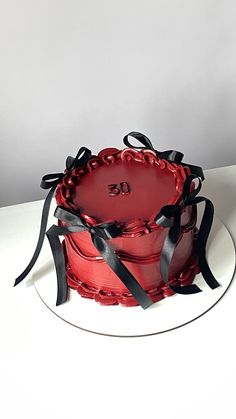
<box><xmin>0</xmin><ymin>165</ymin><xmax>236</xmax><ymax>419</ymax></box>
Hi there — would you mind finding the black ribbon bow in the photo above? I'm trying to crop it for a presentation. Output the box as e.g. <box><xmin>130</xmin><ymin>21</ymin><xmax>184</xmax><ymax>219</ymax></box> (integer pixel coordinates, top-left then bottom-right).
<box><xmin>123</xmin><ymin>131</ymin><xmax>205</xmax><ymax>180</ymax></box>
<box><xmin>47</xmin><ymin>206</ymin><xmax>153</xmax><ymax>308</ymax></box>
<box><xmin>155</xmin><ymin>174</ymin><xmax>220</xmax><ymax>294</ymax></box>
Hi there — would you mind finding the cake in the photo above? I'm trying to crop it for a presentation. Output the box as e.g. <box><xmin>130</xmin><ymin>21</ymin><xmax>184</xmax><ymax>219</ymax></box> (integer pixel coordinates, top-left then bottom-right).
<box><xmin>14</xmin><ymin>131</ymin><xmax>220</xmax><ymax>309</ymax></box>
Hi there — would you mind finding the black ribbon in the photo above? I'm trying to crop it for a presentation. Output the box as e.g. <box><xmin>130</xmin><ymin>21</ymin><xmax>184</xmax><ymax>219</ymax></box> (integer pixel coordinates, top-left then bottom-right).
<box><xmin>47</xmin><ymin>206</ymin><xmax>153</xmax><ymax>308</ymax></box>
<box><xmin>155</xmin><ymin>174</ymin><xmax>220</xmax><ymax>294</ymax></box>
<box><xmin>123</xmin><ymin>131</ymin><xmax>205</xmax><ymax>180</ymax></box>
<box><xmin>14</xmin><ymin>147</ymin><xmax>92</xmax><ymax>287</ymax></box>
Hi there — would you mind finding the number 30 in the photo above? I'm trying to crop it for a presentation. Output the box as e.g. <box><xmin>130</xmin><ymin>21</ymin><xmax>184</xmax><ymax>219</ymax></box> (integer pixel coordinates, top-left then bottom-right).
<box><xmin>108</xmin><ymin>182</ymin><xmax>130</xmax><ymax>196</ymax></box>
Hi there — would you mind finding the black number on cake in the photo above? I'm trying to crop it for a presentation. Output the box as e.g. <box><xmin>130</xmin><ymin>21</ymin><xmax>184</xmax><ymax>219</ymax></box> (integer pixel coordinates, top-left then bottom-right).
<box><xmin>108</xmin><ymin>182</ymin><xmax>130</xmax><ymax>196</ymax></box>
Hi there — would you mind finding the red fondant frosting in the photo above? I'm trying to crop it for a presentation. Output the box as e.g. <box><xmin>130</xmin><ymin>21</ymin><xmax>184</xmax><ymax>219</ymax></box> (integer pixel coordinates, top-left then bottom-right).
<box><xmin>55</xmin><ymin>147</ymin><xmax>200</xmax><ymax>306</ymax></box>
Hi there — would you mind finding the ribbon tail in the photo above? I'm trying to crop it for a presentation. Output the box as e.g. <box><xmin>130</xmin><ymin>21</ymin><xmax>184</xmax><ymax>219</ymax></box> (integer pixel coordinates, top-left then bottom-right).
<box><xmin>91</xmin><ymin>234</ymin><xmax>153</xmax><ymax>309</ymax></box>
<box><xmin>170</xmin><ymin>284</ymin><xmax>201</xmax><ymax>294</ymax></box>
<box><xmin>46</xmin><ymin>225</ymin><xmax>68</xmax><ymax>306</ymax></box>
<box><xmin>160</xmin><ymin>212</ymin><xmax>202</xmax><ymax>295</ymax></box>
<box><xmin>14</xmin><ymin>184</ymin><xmax>56</xmax><ymax>287</ymax></box>
<box><xmin>160</xmin><ymin>212</ymin><xmax>182</xmax><ymax>283</ymax></box>
<box><xmin>196</xmin><ymin>198</ymin><xmax>220</xmax><ymax>290</ymax></box>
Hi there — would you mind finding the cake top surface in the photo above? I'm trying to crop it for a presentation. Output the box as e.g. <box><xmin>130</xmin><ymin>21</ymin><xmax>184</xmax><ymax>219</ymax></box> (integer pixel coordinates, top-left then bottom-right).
<box><xmin>56</xmin><ymin>147</ymin><xmax>188</xmax><ymax>227</ymax></box>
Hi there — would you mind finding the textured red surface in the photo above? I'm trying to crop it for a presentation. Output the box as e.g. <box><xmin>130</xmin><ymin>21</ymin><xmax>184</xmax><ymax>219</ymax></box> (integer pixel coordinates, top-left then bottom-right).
<box><xmin>56</xmin><ymin>147</ymin><xmax>200</xmax><ymax>307</ymax></box>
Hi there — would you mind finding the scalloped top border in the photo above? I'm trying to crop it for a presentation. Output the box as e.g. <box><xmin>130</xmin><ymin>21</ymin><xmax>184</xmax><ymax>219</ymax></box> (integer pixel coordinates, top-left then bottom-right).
<box><xmin>55</xmin><ymin>147</ymin><xmax>191</xmax><ymax>237</ymax></box>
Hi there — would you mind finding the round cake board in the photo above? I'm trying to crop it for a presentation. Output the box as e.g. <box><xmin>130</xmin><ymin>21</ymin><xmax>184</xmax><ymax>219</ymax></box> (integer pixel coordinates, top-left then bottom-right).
<box><xmin>34</xmin><ymin>216</ymin><xmax>235</xmax><ymax>337</ymax></box>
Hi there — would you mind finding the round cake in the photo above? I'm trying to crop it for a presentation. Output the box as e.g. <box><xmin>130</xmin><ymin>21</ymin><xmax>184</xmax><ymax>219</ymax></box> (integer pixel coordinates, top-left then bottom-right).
<box><xmin>14</xmin><ymin>131</ymin><xmax>220</xmax><ymax>309</ymax></box>
<box><xmin>55</xmin><ymin>146</ymin><xmax>200</xmax><ymax>306</ymax></box>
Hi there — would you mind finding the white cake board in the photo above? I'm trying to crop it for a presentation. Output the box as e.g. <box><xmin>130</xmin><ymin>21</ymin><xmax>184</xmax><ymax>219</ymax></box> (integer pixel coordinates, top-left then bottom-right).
<box><xmin>34</xmin><ymin>216</ymin><xmax>235</xmax><ymax>337</ymax></box>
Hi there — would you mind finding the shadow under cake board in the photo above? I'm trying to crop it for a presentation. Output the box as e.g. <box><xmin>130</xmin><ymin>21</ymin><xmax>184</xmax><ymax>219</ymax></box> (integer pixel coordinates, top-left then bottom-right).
<box><xmin>34</xmin><ymin>215</ymin><xmax>236</xmax><ymax>338</ymax></box>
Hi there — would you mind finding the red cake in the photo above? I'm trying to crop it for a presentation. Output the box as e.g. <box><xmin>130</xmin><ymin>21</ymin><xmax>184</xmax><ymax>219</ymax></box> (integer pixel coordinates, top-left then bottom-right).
<box><xmin>14</xmin><ymin>132</ymin><xmax>220</xmax><ymax>309</ymax></box>
<box><xmin>55</xmin><ymin>146</ymin><xmax>199</xmax><ymax>307</ymax></box>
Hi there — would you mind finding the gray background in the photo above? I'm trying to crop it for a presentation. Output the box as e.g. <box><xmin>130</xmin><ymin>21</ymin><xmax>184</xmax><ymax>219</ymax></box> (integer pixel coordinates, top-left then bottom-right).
<box><xmin>1</xmin><ymin>0</ymin><xmax>236</xmax><ymax>207</ymax></box>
